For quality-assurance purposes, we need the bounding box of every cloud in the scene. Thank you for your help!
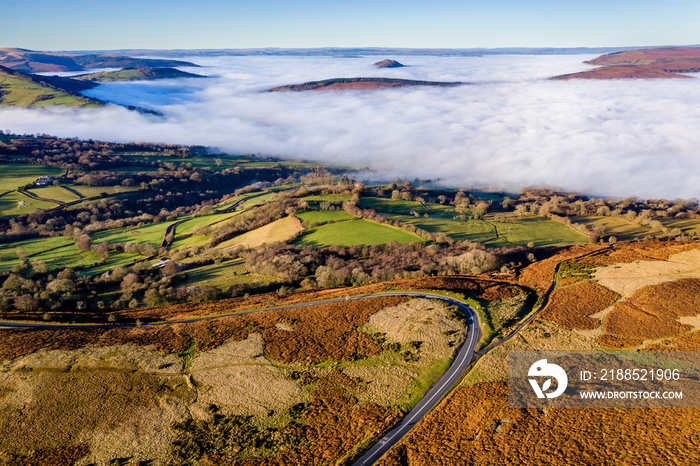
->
[1,54,699,199]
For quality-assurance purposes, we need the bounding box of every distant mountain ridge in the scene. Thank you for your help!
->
[0,48,198,73]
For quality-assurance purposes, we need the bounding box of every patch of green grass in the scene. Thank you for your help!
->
[296,210,354,225]
[94,221,175,247]
[240,192,277,209]
[0,73,100,108]
[0,191,57,217]
[569,216,658,241]
[0,163,64,191]
[25,186,79,203]
[183,259,281,291]
[81,252,145,275]
[359,197,427,215]
[176,213,236,236]
[385,214,497,243]
[170,235,210,250]
[0,236,74,261]
[484,215,588,248]
[406,357,452,407]
[301,194,352,202]
[66,185,137,198]
[295,219,425,247]
[0,242,97,272]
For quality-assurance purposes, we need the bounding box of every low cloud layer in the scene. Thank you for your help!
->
[1,54,699,199]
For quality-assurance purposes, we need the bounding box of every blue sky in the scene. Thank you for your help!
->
[2,0,699,50]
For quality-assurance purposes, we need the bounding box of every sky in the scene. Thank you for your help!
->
[1,54,699,199]
[2,0,700,50]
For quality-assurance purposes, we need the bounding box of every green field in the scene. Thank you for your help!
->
[94,221,175,247]
[0,236,74,261]
[25,186,79,203]
[302,194,352,202]
[0,163,65,191]
[296,210,354,225]
[82,252,145,275]
[66,185,137,198]
[359,197,452,216]
[175,213,236,236]
[0,72,100,108]
[240,192,277,209]
[385,215,497,243]
[170,235,210,250]
[0,242,96,272]
[183,258,281,291]
[484,216,588,247]
[568,216,657,241]
[295,219,425,247]
[0,191,57,217]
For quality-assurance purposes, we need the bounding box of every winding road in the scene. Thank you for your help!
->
[0,291,481,465]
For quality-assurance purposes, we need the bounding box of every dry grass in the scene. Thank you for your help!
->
[342,366,417,406]
[603,278,700,342]
[214,216,303,250]
[540,281,621,330]
[593,248,700,298]
[189,333,309,417]
[365,298,466,363]
[378,382,700,466]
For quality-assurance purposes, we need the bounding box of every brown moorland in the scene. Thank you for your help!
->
[378,382,700,466]
[268,77,463,92]
[602,278,700,343]
[539,280,620,330]
[552,46,700,80]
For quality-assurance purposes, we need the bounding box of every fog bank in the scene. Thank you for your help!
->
[1,54,699,199]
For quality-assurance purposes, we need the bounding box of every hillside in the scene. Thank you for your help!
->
[0,47,197,73]
[269,77,463,91]
[375,59,405,68]
[552,46,700,80]
[74,66,205,82]
[0,64,103,107]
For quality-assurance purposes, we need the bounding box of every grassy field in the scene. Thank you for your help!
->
[302,194,353,202]
[0,191,57,217]
[94,221,175,248]
[0,72,100,108]
[216,216,304,250]
[82,252,146,275]
[25,186,79,203]
[65,185,138,198]
[295,219,425,247]
[0,236,74,261]
[170,235,210,250]
[182,258,282,290]
[359,197,452,216]
[0,163,65,191]
[385,215,497,243]
[568,216,657,241]
[175,213,236,236]
[484,215,588,248]
[296,210,354,225]
[0,243,96,272]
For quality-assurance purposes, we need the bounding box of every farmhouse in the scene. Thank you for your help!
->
[35,176,55,186]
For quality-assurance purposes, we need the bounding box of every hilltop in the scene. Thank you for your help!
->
[552,46,700,80]
[375,59,405,68]
[74,66,205,82]
[269,77,463,91]
[0,48,197,73]
[0,64,103,107]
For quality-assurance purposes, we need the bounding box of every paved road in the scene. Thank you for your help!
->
[0,291,480,466]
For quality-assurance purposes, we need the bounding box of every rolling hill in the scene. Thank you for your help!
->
[552,46,700,80]
[269,77,463,91]
[0,48,197,73]
[0,64,103,107]
[74,66,205,82]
